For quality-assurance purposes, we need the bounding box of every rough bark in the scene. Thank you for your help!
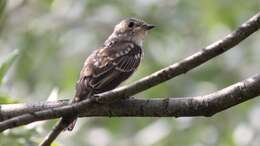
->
[1,74,260,121]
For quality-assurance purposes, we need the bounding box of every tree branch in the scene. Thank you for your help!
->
[0,100,69,121]
[0,12,259,132]
[1,74,260,120]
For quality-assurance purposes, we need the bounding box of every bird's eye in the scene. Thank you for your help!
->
[128,22,134,28]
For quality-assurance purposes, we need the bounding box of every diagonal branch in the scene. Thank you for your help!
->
[1,74,260,120]
[0,12,259,132]
[95,12,260,103]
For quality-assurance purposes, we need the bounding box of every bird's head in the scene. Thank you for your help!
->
[111,18,156,46]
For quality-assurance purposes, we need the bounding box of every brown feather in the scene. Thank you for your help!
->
[75,40,142,100]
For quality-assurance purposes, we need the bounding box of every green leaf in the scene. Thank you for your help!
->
[0,0,6,17]
[0,94,19,104]
[51,143,60,146]
[0,49,19,85]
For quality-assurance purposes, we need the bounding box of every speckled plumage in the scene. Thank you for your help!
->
[67,18,155,130]
[75,40,142,99]
[40,18,155,146]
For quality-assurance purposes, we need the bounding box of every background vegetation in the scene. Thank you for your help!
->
[0,0,260,146]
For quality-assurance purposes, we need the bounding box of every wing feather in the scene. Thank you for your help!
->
[76,40,142,98]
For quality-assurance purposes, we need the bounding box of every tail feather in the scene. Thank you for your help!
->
[66,119,77,131]
[40,117,74,146]
[40,91,92,145]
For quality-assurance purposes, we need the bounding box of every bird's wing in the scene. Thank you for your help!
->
[75,41,142,99]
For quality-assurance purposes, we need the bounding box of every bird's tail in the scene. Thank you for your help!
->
[40,97,79,146]
[39,116,76,146]
[66,118,77,131]
[40,87,93,146]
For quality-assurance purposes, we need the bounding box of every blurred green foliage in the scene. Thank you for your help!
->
[0,0,6,32]
[0,0,260,146]
[0,49,19,104]
[0,49,18,85]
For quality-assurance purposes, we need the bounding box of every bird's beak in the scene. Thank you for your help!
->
[143,24,157,30]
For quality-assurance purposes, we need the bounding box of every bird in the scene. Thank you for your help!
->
[40,18,155,146]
